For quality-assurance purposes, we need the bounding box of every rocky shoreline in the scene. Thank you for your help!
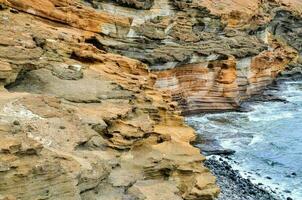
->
[191,73,302,200]
[1,0,302,199]
[205,157,279,200]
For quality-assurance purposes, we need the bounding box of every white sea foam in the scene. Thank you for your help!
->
[187,81,302,200]
[247,111,294,122]
[208,156,297,200]
[246,103,294,122]
[249,134,263,145]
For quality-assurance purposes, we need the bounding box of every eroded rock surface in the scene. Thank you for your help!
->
[0,3,218,200]
[0,0,301,199]
[80,0,302,114]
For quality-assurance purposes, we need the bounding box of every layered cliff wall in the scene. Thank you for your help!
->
[78,0,301,114]
[0,0,301,200]
[1,0,301,114]
[0,1,219,199]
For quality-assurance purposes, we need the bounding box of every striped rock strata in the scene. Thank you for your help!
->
[0,2,219,200]
[0,0,301,199]
[80,0,301,114]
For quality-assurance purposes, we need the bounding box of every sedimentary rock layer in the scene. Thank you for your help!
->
[0,2,219,200]
[154,46,297,114]
[0,0,301,199]
[80,0,302,114]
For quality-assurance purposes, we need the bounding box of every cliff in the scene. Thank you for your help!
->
[0,0,301,200]
[79,0,301,114]
[0,1,220,200]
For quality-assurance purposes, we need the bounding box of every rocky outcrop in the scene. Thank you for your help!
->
[0,0,301,199]
[77,0,301,114]
[2,1,299,114]
[2,0,131,36]
[154,44,297,114]
[0,61,14,89]
[114,0,154,9]
[270,10,302,53]
[0,3,219,200]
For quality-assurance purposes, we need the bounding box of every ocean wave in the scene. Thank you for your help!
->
[187,81,302,200]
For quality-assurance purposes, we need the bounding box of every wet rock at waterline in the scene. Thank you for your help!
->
[187,80,302,200]
[192,135,236,156]
[205,157,278,200]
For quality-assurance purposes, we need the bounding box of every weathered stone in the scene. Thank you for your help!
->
[0,3,219,199]
[115,0,154,9]
[0,0,301,200]
[0,61,15,86]
[2,0,132,36]
[52,64,83,80]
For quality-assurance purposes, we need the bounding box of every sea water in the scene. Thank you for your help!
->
[186,81,302,199]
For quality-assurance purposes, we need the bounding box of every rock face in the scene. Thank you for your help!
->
[2,0,131,36]
[80,0,301,114]
[155,46,296,114]
[0,0,301,199]
[0,2,219,200]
